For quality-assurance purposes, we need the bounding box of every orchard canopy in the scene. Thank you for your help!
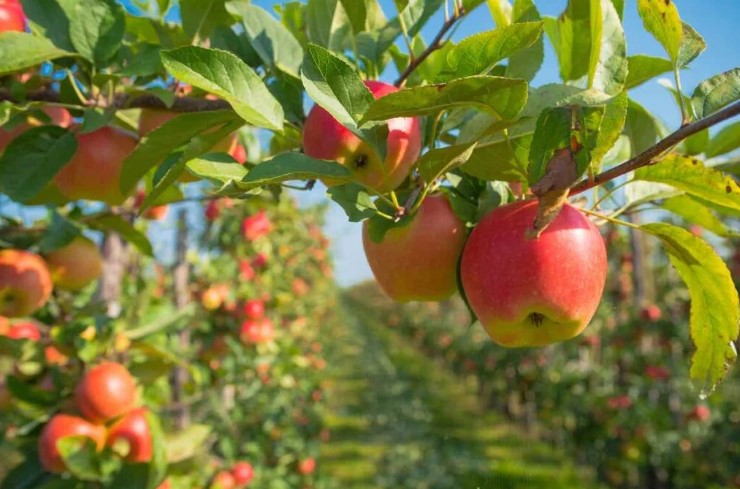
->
[0,0,739,487]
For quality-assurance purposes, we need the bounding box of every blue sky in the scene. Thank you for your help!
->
[276,0,740,286]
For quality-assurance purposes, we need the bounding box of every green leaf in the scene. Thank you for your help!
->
[120,110,242,193]
[641,223,739,395]
[506,0,544,82]
[301,43,387,158]
[79,108,114,134]
[362,76,528,123]
[662,195,740,238]
[180,0,231,41]
[185,153,247,185]
[38,212,81,253]
[0,32,76,75]
[636,0,683,63]
[543,0,591,82]
[677,21,705,68]
[588,0,627,96]
[165,424,212,463]
[418,142,478,184]
[625,55,673,89]
[306,0,352,50]
[706,120,740,158]
[634,154,740,212]
[487,0,513,26]
[591,90,627,169]
[327,183,377,222]
[398,0,444,38]
[160,47,283,131]
[57,436,102,480]
[691,68,740,119]
[0,126,77,202]
[210,26,262,68]
[338,0,367,33]
[461,133,531,182]
[226,1,304,78]
[119,43,163,77]
[242,152,352,188]
[68,0,125,65]
[21,0,74,51]
[624,98,661,156]
[682,128,709,156]
[86,214,153,256]
[0,454,48,489]
[145,411,168,489]
[441,22,542,80]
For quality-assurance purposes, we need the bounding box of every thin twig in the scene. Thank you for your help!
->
[394,7,466,87]
[570,100,740,196]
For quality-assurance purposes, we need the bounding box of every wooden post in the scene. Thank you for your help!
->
[171,209,191,430]
[98,233,127,317]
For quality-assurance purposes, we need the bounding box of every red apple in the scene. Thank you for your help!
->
[688,405,711,422]
[240,318,275,345]
[362,194,466,302]
[0,107,72,153]
[44,345,68,366]
[0,0,25,33]
[39,414,105,473]
[461,200,607,347]
[303,80,421,193]
[75,362,138,423]
[156,479,171,489]
[230,144,247,164]
[54,126,138,205]
[242,300,265,320]
[106,407,153,462]
[231,461,254,486]
[297,457,316,476]
[44,236,103,291]
[210,470,237,489]
[239,260,255,280]
[205,200,221,221]
[241,211,272,241]
[640,304,662,322]
[134,189,168,221]
[251,253,268,269]
[0,249,53,317]
[5,320,41,341]
[291,278,309,297]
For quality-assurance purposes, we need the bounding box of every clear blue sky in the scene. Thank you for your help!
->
[274,0,740,286]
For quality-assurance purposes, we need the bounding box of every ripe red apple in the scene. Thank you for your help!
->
[231,461,254,486]
[134,189,168,221]
[44,345,68,366]
[242,299,265,320]
[156,479,171,489]
[640,304,662,322]
[39,414,105,473]
[54,126,138,205]
[688,405,711,422]
[240,318,275,345]
[106,407,153,462]
[241,211,272,241]
[0,0,25,33]
[460,200,607,347]
[0,249,53,317]
[303,80,421,193]
[205,200,221,221]
[44,236,103,291]
[210,470,237,489]
[297,457,316,476]
[239,260,255,280]
[251,253,268,269]
[75,362,138,423]
[231,144,247,164]
[362,194,466,302]
[5,320,41,341]
[0,107,72,153]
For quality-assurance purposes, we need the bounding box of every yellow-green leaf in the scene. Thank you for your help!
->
[636,0,682,63]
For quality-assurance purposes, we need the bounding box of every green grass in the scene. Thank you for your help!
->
[319,297,601,489]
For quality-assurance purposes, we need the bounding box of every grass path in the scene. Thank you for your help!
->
[319,298,599,489]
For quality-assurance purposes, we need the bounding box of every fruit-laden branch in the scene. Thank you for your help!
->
[570,100,740,195]
[0,88,231,112]
[394,6,466,87]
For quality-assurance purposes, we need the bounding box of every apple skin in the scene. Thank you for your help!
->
[210,471,237,489]
[232,461,254,486]
[0,0,25,33]
[239,318,275,345]
[297,457,316,475]
[242,300,265,320]
[303,80,421,193]
[106,407,153,462]
[134,190,168,221]
[0,250,53,317]
[75,362,138,423]
[39,414,106,473]
[362,194,466,302]
[460,200,607,347]
[44,236,103,291]
[241,211,272,241]
[5,320,41,341]
[54,126,138,205]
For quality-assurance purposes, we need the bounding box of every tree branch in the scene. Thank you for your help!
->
[570,100,740,195]
[394,7,465,87]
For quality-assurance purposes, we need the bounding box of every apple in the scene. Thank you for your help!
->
[231,144,247,164]
[0,0,25,33]
[205,199,222,221]
[460,200,607,347]
[54,126,138,205]
[688,405,711,422]
[202,286,224,311]
[156,480,171,489]
[241,211,272,241]
[238,260,255,280]
[239,318,275,345]
[231,461,254,486]
[134,189,168,221]
[362,194,466,302]
[75,362,138,423]
[44,345,68,366]
[210,470,237,489]
[0,249,53,317]
[297,457,316,476]
[242,299,265,320]
[39,414,105,473]
[640,304,662,322]
[107,407,153,462]
[0,107,72,153]
[5,320,41,341]
[44,236,103,291]
[251,253,268,269]
[291,278,310,297]
[303,80,421,193]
